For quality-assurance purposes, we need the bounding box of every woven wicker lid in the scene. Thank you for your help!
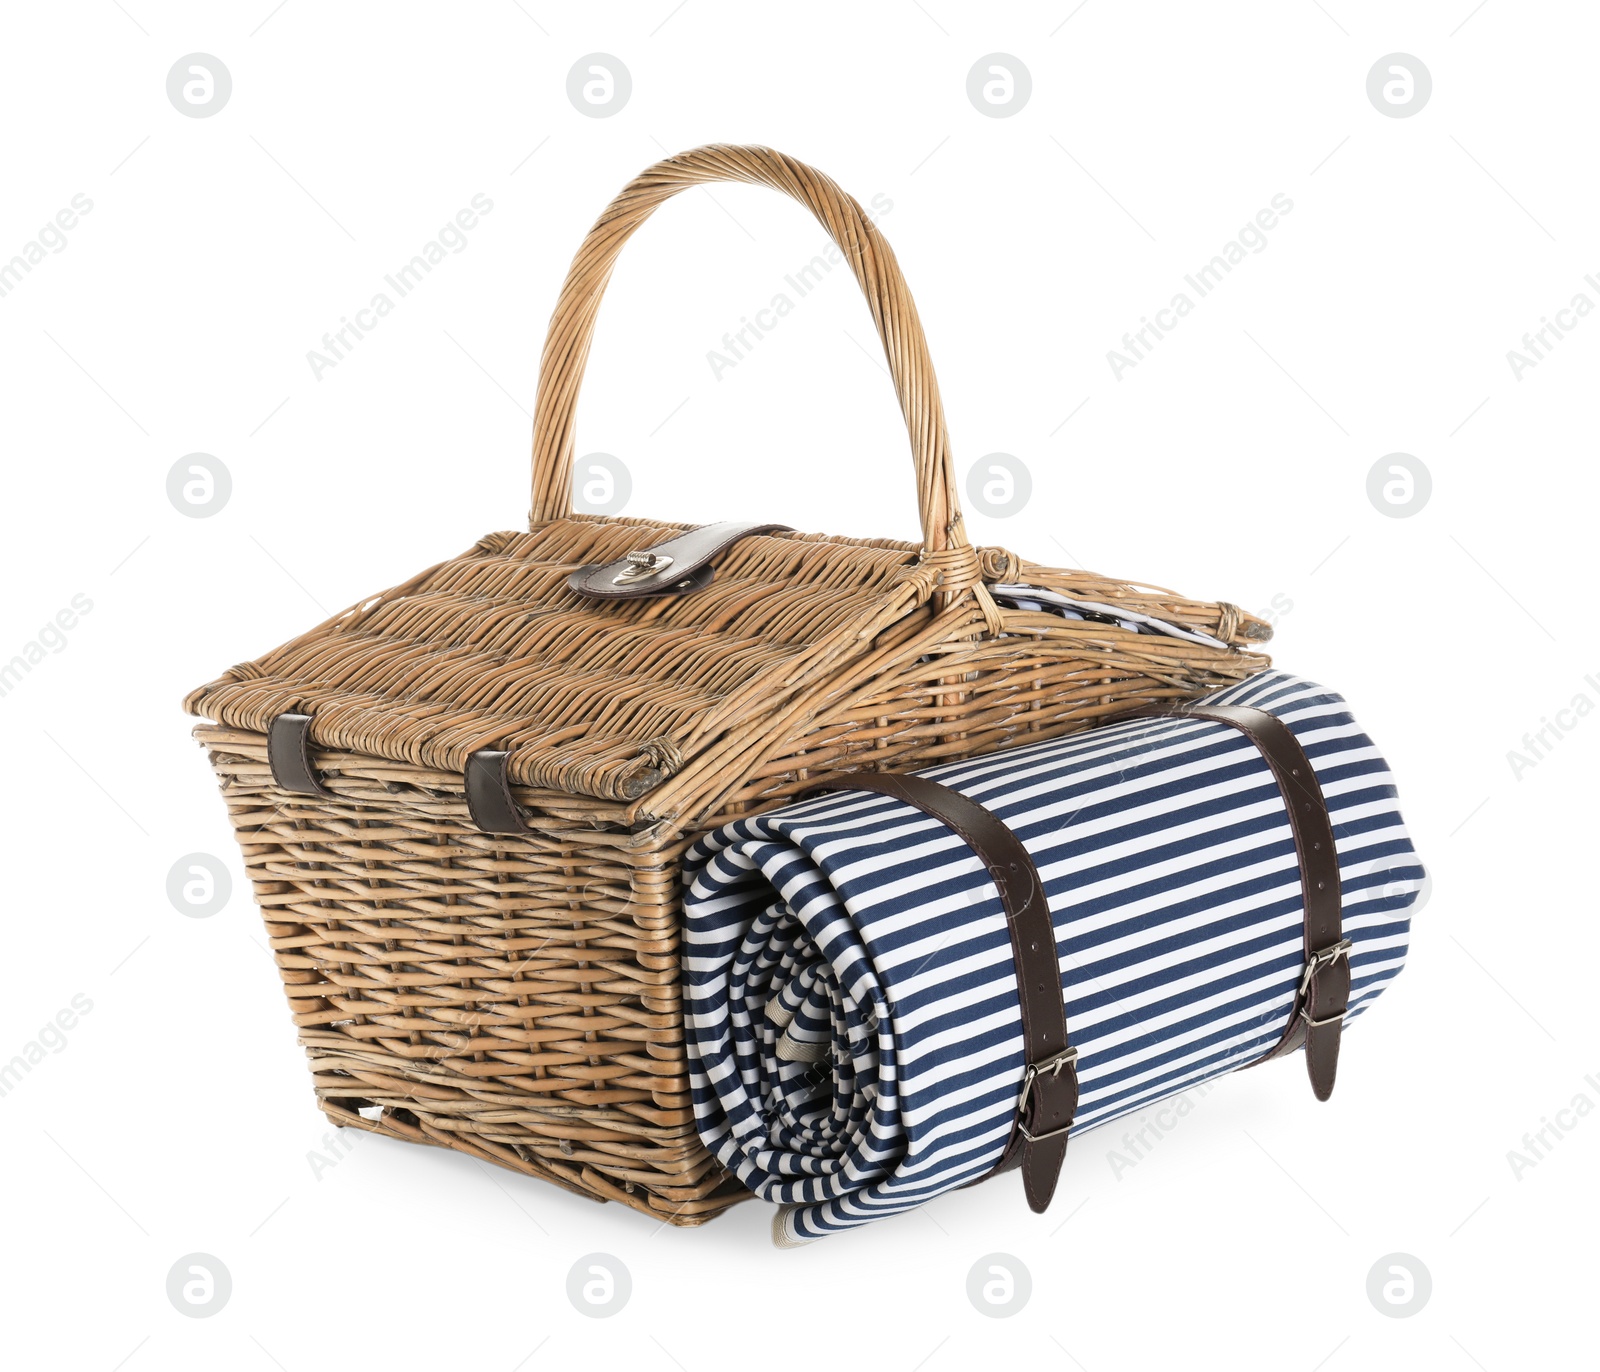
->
[186,517,951,807]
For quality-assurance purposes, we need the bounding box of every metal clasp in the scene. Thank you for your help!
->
[1017,1046,1079,1142]
[1301,1005,1349,1029]
[1298,938,1354,997]
[1298,938,1354,1030]
[612,550,674,585]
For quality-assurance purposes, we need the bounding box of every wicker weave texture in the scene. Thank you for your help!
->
[199,726,748,1221]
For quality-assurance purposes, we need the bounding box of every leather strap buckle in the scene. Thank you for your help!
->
[1017,1047,1080,1143]
[1299,938,1353,997]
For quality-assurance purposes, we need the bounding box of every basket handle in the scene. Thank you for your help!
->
[529,144,971,564]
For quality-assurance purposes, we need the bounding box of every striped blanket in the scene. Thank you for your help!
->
[681,672,1423,1243]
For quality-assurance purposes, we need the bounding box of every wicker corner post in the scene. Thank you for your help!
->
[187,145,1271,1225]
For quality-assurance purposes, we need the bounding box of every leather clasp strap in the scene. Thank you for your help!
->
[802,771,1077,1213]
[1122,701,1350,1101]
[267,713,331,796]
[567,521,791,600]
[464,750,534,835]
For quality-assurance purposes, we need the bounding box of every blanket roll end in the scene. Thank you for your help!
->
[771,1207,816,1249]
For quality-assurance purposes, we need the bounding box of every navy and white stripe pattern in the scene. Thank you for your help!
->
[681,673,1423,1243]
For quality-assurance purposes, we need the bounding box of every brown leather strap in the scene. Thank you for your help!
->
[802,772,1077,1213]
[267,713,331,796]
[464,750,532,835]
[1122,701,1350,1100]
[567,520,792,600]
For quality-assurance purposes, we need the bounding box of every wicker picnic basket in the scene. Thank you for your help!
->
[186,145,1272,1225]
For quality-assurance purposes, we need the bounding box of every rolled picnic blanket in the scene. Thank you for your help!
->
[681,671,1424,1244]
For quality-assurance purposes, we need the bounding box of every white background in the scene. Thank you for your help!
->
[2,1,1595,1368]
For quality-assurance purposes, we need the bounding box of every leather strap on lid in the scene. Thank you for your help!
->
[567,521,791,600]
[1122,702,1350,1101]
[464,750,534,836]
[267,713,331,796]
[802,771,1077,1213]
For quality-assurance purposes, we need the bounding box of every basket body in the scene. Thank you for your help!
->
[186,148,1273,1225]
[196,723,738,1220]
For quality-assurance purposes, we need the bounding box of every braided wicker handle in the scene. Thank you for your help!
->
[529,144,969,558]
